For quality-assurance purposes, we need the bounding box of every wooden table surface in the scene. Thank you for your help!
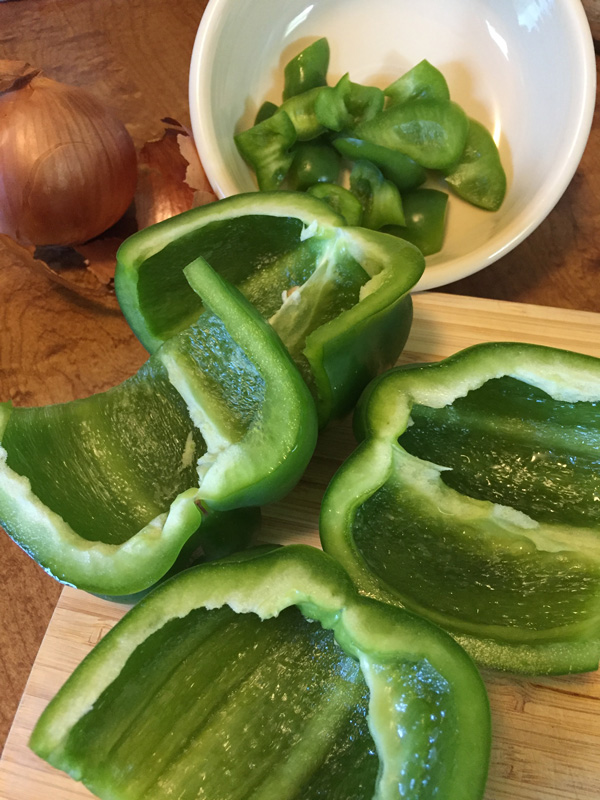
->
[0,0,598,760]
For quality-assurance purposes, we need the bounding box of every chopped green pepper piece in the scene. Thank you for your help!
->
[383,188,448,256]
[314,73,385,131]
[282,37,330,101]
[444,118,507,210]
[115,192,424,425]
[350,159,405,230]
[234,109,297,190]
[286,140,341,190]
[321,342,600,674]
[353,98,469,170]
[31,545,491,800]
[307,182,363,226]
[385,59,450,107]
[0,259,318,595]
[280,86,326,140]
[333,136,426,190]
[254,100,278,124]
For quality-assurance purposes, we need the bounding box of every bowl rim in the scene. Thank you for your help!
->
[189,0,597,291]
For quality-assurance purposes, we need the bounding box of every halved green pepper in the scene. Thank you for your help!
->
[321,342,600,674]
[115,192,424,425]
[30,545,491,800]
[0,259,318,595]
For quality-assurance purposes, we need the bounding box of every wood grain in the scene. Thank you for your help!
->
[0,292,599,800]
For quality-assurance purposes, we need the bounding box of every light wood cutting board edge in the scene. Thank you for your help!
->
[1,291,599,800]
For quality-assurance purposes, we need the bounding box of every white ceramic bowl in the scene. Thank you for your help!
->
[189,0,596,290]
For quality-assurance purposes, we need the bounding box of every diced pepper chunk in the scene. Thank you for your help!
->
[283,37,330,100]
[383,188,448,255]
[444,118,507,210]
[385,59,450,107]
[353,98,469,170]
[315,73,384,131]
[350,159,405,230]
[234,110,297,190]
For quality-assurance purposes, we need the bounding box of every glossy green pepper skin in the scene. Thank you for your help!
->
[314,72,384,131]
[383,188,448,255]
[353,98,469,170]
[333,136,426,191]
[308,182,364,226]
[286,140,341,190]
[321,342,600,674]
[254,100,278,125]
[282,37,330,100]
[234,110,297,190]
[444,118,506,210]
[30,545,491,800]
[115,192,424,426]
[384,59,450,106]
[0,259,318,595]
[350,159,405,230]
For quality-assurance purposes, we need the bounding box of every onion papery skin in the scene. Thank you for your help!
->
[0,75,138,246]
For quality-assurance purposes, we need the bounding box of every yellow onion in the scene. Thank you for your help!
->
[0,60,137,246]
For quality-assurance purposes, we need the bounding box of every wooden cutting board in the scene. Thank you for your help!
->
[1,292,599,800]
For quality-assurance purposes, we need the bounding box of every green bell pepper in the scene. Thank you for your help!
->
[307,182,364,226]
[115,192,424,425]
[30,545,491,800]
[321,342,600,674]
[384,59,450,107]
[383,188,448,256]
[444,118,507,210]
[282,37,330,101]
[279,87,326,141]
[254,100,278,125]
[234,110,297,190]
[286,140,341,190]
[333,136,426,190]
[0,258,317,595]
[350,159,405,230]
[353,98,469,170]
[314,72,385,131]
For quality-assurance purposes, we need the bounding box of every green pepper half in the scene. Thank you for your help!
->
[30,545,491,800]
[321,342,600,674]
[115,192,424,425]
[0,259,318,595]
